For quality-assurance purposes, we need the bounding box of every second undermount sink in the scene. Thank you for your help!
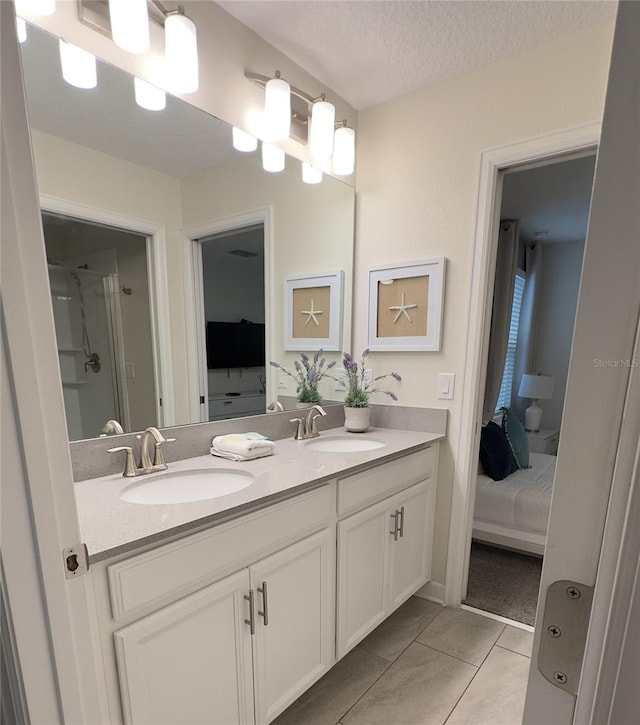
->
[120,469,254,505]
[305,436,387,453]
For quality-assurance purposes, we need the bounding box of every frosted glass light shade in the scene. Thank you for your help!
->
[332,125,355,175]
[15,0,55,15]
[16,17,27,43]
[165,12,198,94]
[59,40,97,89]
[134,78,166,111]
[232,127,258,152]
[302,162,322,184]
[262,143,285,173]
[264,76,291,141]
[109,0,149,54]
[518,374,555,401]
[309,99,335,166]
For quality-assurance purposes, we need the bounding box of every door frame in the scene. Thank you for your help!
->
[39,194,175,427]
[444,122,601,608]
[182,207,273,423]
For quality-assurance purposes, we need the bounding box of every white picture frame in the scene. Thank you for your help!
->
[367,258,446,351]
[284,270,343,351]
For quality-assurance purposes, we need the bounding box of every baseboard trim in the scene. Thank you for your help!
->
[414,580,445,604]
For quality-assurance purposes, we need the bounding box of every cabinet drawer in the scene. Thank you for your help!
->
[209,395,265,420]
[337,446,435,516]
[108,484,334,621]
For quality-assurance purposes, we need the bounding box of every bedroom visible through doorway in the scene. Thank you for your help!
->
[465,152,596,625]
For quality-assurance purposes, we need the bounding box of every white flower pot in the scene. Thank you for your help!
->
[344,406,370,433]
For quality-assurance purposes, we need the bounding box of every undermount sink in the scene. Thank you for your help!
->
[305,436,386,453]
[120,469,254,505]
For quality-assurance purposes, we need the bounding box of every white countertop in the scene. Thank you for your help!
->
[75,427,442,563]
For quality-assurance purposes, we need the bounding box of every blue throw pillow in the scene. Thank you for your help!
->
[501,407,530,469]
[479,421,518,481]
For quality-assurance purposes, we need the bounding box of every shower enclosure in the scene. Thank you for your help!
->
[48,264,128,440]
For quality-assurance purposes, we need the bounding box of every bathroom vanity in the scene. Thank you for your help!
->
[79,428,441,724]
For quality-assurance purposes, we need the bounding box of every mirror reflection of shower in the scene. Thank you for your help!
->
[42,212,157,440]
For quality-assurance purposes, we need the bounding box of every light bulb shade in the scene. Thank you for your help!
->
[109,0,149,54]
[15,0,55,15]
[518,374,555,400]
[332,125,355,175]
[232,127,258,152]
[134,77,166,111]
[309,99,335,166]
[264,76,291,141]
[302,162,322,184]
[165,12,198,94]
[262,143,285,173]
[59,40,97,89]
[16,17,27,43]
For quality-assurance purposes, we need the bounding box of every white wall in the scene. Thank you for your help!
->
[532,241,585,431]
[354,20,615,584]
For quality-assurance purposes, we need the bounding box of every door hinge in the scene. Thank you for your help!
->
[200,395,205,405]
[63,543,89,579]
[538,579,594,695]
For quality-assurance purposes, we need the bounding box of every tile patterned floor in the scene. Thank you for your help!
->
[274,598,533,725]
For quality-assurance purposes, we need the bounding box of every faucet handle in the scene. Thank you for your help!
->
[289,417,305,440]
[152,437,175,467]
[108,446,137,477]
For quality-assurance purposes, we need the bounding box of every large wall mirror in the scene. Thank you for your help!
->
[19,22,355,441]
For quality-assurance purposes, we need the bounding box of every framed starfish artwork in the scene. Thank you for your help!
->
[284,271,343,351]
[367,258,446,351]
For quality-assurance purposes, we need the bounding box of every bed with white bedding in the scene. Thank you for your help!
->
[473,452,556,555]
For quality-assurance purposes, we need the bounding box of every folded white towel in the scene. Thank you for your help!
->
[210,432,275,461]
[210,445,275,462]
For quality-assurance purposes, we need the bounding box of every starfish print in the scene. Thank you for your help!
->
[301,299,323,326]
[388,292,418,324]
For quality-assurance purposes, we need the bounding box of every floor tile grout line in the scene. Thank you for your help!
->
[412,636,499,670]
[333,655,393,725]
[494,643,532,659]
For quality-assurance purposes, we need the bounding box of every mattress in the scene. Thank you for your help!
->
[474,452,556,536]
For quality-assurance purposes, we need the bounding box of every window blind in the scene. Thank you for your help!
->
[496,272,526,412]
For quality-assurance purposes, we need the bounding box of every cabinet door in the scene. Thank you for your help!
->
[114,570,254,725]
[251,529,335,724]
[336,497,392,659]
[389,480,435,610]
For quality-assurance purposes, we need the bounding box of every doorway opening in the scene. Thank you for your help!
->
[463,152,596,626]
[193,221,268,422]
[42,211,157,439]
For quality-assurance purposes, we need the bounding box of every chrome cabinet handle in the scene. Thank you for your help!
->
[398,506,405,538]
[257,581,269,626]
[244,590,255,635]
[390,511,399,541]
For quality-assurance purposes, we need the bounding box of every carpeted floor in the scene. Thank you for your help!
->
[463,541,543,626]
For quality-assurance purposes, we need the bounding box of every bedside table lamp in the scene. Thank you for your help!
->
[518,374,555,432]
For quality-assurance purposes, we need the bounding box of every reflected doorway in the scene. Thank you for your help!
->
[42,212,157,439]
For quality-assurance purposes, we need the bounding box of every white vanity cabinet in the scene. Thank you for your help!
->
[336,446,437,658]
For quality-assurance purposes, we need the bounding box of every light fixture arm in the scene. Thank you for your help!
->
[245,71,317,106]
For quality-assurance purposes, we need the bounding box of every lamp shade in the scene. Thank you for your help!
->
[15,0,55,15]
[232,127,258,152]
[134,78,166,111]
[59,40,97,89]
[309,99,335,167]
[302,162,322,184]
[16,17,27,43]
[261,143,285,172]
[332,124,355,175]
[165,12,198,94]
[518,374,555,400]
[109,0,149,54]
[264,76,291,141]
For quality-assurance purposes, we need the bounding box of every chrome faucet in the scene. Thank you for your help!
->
[109,426,176,477]
[290,405,326,440]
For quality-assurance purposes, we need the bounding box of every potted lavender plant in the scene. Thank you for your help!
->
[342,349,401,432]
[270,350,336,406]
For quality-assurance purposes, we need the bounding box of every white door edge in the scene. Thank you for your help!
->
[38,193,175,426]
[444,122,600,608]
[182,208,273,423]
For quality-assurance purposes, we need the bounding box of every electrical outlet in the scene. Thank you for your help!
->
[278,370,288,389]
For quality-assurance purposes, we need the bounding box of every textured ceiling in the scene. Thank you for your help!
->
[217,0,616,110]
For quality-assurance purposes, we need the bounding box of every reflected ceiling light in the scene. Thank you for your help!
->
[262,143,285,173]
[264,71,291,142]
[164,9,198,94]
[59,40,97,89]
[232,127,258,152]
[309,96,335,167]
[109,0,149,54]
[332,121,355,176]
[16,17,27,43]
[302,162,322,185]
[14,0,55,15]
[134,77,166,111]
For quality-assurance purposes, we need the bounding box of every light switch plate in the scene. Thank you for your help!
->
[437,373,455,399]
[278,370,288,389]
[334,370,347,391]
